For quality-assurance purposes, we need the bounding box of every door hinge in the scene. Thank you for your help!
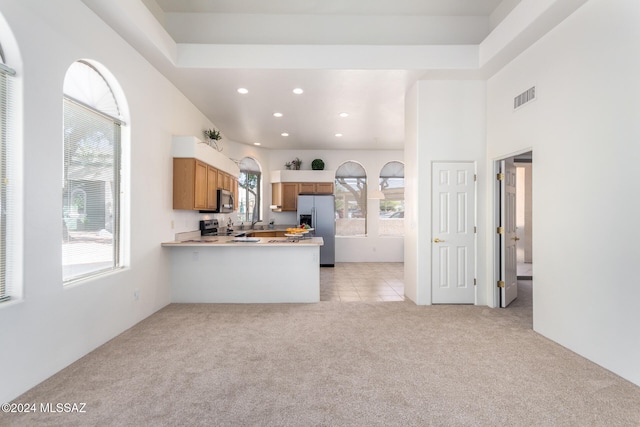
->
[474,174,477,182]
[497,280,505,288]
[474,226,477,234]
[497,226,504,235]
[497,173,505,181]
[474,278,477,286]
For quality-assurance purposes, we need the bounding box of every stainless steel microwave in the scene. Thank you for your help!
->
[199,189,234,213]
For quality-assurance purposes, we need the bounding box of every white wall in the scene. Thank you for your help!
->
[269,149,404,262]
[0,0,224,402]
[486,0,640,386]
[405,80,488,305]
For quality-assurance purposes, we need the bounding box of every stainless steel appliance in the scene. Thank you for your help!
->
[199,189,234,214]
[297,194,335,267]
[199,219,234,236]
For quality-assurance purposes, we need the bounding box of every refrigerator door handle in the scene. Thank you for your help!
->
[312,207,316,229]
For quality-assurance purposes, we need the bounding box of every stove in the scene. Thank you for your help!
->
[200,219,234,236]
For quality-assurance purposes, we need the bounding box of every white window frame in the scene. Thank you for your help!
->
[0,45,17,303]
[62,61,126,284]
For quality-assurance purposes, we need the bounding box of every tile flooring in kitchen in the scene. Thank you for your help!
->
[320,262,404,302]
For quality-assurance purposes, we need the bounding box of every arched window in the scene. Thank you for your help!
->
[0,42,17,302]
[237,157,261,223]
[379,161,405,236]
[335,161,367,236]
[62,60,126,282]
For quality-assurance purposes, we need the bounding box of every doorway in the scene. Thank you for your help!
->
[494,151,533,308]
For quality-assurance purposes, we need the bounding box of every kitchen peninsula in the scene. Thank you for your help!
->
[162,236,323,303]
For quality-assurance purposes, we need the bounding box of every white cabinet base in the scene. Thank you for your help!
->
[169,245,320,303]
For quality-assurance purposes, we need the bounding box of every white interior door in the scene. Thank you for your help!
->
[432,162,476,304]
[500,159,518,307]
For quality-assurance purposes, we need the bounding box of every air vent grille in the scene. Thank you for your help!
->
[514,86,536,110]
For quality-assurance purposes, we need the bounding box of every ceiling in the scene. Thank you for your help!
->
[88,0,525,150]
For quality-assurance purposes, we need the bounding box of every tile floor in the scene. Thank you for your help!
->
[320,262,405,302]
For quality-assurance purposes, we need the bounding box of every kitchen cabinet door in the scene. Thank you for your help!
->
[271,182,299,211]
[282,183,299,211]
[232,177,238,210]
[193,161,208,209]
[315,183,334,194]
[298,182,316,194]
[207,165,218,210]
[173,158,209,210]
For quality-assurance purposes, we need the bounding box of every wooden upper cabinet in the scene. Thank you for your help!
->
[271,182,299,211]
[232,177,239,210]
[282,183,299,211]
[315,182,334,194]
[271,181,334,211]
[216,170,231,191]
[173,158,209,210]
[206,165,218,210]
[298,182,316,194]
[216,169,225,190]
[299,182,334,194]
[174,158,237,211]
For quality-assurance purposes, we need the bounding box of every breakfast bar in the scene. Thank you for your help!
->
[162,236,323,303]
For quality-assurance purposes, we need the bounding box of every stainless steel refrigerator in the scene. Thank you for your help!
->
[297,194,335,267]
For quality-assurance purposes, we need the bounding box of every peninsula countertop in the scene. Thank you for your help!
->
[161,235,324,247]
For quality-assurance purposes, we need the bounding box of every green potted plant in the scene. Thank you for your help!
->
[203,128,223,152]
[311,159,325,170]
[203,128,221,141]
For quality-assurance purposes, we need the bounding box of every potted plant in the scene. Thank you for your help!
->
[203,128,221,141]
[286,157,302,170]
[311,159,325,170]
[203,128,223,152]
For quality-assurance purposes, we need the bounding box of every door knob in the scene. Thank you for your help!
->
[513,237,520,241]
[433,238,445,243]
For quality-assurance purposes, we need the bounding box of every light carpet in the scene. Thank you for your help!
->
[2,281,640,426]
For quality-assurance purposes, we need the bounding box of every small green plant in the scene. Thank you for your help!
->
[311,159,325,170]
[203,128,221,141]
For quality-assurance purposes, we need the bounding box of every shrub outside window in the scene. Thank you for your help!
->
[237,157,261,224]
[335,161,367,236]
[379,161,405,236]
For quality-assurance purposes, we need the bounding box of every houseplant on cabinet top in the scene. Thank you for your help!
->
[203,128,223,152]
[311,159,325,170]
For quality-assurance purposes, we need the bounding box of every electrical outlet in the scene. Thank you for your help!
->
[134,288,139,300]
[171,220,174,229]
[193,251,199,261]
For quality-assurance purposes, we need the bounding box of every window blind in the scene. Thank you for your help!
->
[62,98,121,282]
[0,61,16,302]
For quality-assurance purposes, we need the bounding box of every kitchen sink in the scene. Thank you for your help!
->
[229,237,260,243]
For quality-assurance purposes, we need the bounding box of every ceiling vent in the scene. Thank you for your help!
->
[514,86,536,111]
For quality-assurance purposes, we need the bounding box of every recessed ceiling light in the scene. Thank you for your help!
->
[237,88,249,94]
[339,112,349,118]
[253,142,261,146]
[281,133,289,137]
[335,133,343,137]
[273,112,283,118]
[293,88,304,95]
